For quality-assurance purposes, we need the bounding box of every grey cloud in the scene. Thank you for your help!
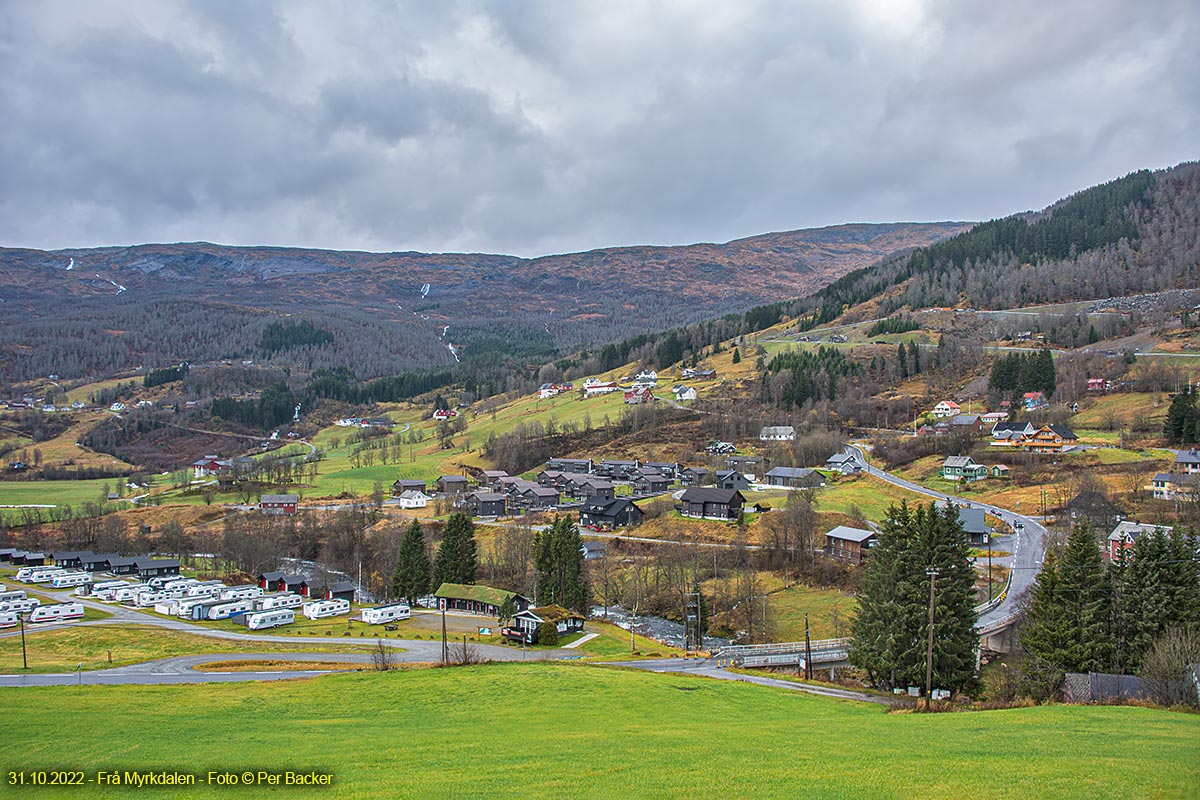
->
[0,0,1196,256]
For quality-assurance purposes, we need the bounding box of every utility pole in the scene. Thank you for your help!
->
[803,611,812,680]
[19,613,28,670]
[925,568,940,711]
[986,533,993,602]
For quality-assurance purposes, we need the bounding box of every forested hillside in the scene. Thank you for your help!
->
[0,222,964,383]
[786,162,1200,326]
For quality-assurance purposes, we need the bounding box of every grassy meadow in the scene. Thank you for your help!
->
[3,663,1197,799]
[0,624,379,673]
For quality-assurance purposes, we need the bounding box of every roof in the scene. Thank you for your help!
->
[482,470,509,478]
[682,466,710,475]
[326,580,356,593]
[260,571,286,582]
[281,575,308,586]
[759,426,796,435]
[1175,450,1200,465]
[943,456,978,468]
[956,507,987,534]
[1045,424,1078,440]
[523,486,559,497]
[134,557,180,569]
[393,479,426,486]
[826,453,854,464]
[398,490,430,500]
[936,400,960,408]
[1108,521,1173,541]
[470,491,508,502]
[825,525,875,543]
[582,497,641,517]
[435,582,518,607]
[518,604,584,624]
[261,494,298,504]
[438,474,469,482]
[679,487,744,504]
[949,414,981,425]
[991,421,1035,434]
[765,466,819,478]
[1152,473,1175,483]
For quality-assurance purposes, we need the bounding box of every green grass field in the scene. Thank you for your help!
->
[817,475,926,520]
[2,663,1196,798]
[0,624,381,673]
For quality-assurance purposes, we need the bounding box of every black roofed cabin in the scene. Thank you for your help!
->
[437,475,470,494]
[51,550,94,570]
[677,487,744,520]
[579,497,645,531]
[135,558,181,579]
[715,469,752,491]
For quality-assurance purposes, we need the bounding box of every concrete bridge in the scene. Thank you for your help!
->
[712,638,850,674]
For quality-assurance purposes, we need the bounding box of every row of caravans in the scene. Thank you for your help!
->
[15,566,66,583]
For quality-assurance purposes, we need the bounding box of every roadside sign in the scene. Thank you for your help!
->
[438,598,446,611]
[479,627,491,636]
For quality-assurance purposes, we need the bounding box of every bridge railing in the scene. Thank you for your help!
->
[714,638,849,658]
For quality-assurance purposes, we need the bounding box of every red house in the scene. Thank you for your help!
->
[259,493,298,515]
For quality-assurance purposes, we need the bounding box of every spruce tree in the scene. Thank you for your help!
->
[392,520,431,603]
[849,502,978,694]
[897,344,908,379]
[731,347,741,364]
[433,512,478,587]
[1023,525,1112,672]
[1118,527,1200,669]
[534,516,589,612]
[908,340,921,374]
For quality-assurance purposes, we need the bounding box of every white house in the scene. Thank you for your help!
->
[931,401,961,419]
[672,385,697,402]
[759,426,796,442]
[397,490,432,509]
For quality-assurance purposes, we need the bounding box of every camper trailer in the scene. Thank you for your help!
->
[207,600,253,620]
[27,602,85,624]
[361,603,411,625]
[303,598,350,620]
[50,572,92,589]
[245,609,295,630]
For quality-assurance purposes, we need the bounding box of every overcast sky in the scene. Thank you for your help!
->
[1,1,1196,257]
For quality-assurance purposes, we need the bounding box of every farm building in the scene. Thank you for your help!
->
[391,479,427,495]
[260,494,299,516]
[435,582,530,617]
[759,426,796,442]
[436,475,470,495]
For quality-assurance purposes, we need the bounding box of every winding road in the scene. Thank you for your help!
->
[843,445,1044,631]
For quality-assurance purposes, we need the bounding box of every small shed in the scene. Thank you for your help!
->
[511,605,585,643]
[325,581,356,602]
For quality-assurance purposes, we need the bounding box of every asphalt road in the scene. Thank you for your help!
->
[843,445,1044,631]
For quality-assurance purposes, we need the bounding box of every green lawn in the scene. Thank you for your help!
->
[2,663,1196,798]
[0,624,379,673]
[817,475,927,520]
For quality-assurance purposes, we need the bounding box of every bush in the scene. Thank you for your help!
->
[537,622,559,647]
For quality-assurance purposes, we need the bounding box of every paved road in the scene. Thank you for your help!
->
[843,445,1044,630]
[607,657,896,705]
